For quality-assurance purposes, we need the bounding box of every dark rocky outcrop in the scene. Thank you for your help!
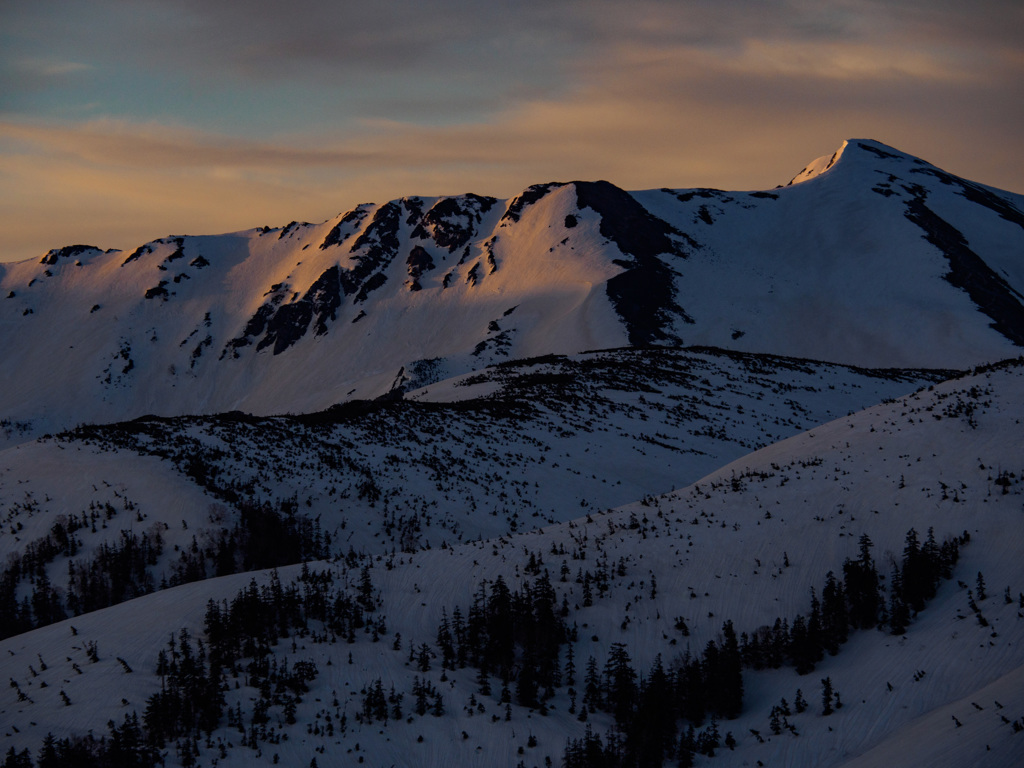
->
[903,189,1024,347]
[39,244,98,266]
[856,142,905,162]
[254,267,343,354]
[162,239,186,266]
[500,183,564,225]
[574,180,694,345]
[278,221,311,240]
[412,194,497,252]
[144,281,170,300]
[320,207,369,250]
[406,246,436,291]
[402,197,425,226]
[256,301,312,354]
[121,241,158,266]
[355,272,388,304]
[914,168,1024,234]
[341,202,402,299]
[227,204,403,356]
[221,290,287,358]
[306,266,343,336]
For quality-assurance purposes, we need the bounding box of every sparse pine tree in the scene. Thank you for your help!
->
[718,620,744,718]
[583,656,602,710]
[3,747,32,768]
[417,642,432,672]
[603,643,637,727]
[888,567,909,635]
[821,677,834,716]
[564,642,576,686]
[794,688,807,713]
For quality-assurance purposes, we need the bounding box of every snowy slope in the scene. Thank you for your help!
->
[0,140,1022,436]
[635,139,1024,366]
[2,358,1022,767]
[0,346,949,624]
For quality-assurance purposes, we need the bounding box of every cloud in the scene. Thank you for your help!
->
[15,59,92,78]
[0,119,386,170]
[0,0,1022,263]
[0,58,93,110]
[4,1,1020,129]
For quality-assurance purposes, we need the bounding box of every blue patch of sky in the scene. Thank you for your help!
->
[1,0,576,136]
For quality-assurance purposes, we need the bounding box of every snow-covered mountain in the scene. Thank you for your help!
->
[1,139,1023,768]
[1,139,1022,437]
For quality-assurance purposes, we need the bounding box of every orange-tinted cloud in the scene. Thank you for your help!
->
[1,0,1022,262]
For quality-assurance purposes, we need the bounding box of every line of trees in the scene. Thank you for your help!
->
[430,570,744,767]
[739,528,964,676]
[1,498,327,640]
[0,504,125,639]
[4,527,967,768]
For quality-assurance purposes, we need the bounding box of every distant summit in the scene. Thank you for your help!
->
[785,139,930,185]
[786,139,850,185]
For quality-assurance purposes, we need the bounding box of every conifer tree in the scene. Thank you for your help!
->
[821,677,834,715]
[603,643,637,727]
[821,571,848,654]
[888,568,909,635]
[844,534,881,629]
[583,656,602,711]
[794,688,807,713]
[717,620,744,718]
[2,747,32,768]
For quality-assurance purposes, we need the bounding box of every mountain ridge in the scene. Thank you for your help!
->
[2,139,1023,438]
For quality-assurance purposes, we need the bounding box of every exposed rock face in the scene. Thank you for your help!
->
[574,180,694,345]
[903,190,1024,347]
[39,244,99,266]
[319,206,369,251]
[500,183,565,224]
[343,201,402,298]
[253,266,344,354]
[406,246,435,291]
[412,193,497,252]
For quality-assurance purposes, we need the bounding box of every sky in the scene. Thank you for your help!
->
[1,0,1022,263]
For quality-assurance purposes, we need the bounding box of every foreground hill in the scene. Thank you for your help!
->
[1,139,1022,436]
[1,357,1021,767]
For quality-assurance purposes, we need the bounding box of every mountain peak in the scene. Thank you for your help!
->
[786,139,850,185]
[786,138,929,186]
